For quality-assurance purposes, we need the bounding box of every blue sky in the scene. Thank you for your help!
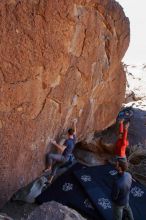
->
[116,0,146,64]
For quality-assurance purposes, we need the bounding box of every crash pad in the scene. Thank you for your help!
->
[74,164,146,220]
[36,163,101,220]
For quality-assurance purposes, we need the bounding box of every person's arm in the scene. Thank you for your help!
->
[122,122,129,143]
[51,140,66,152]
[119,119,124,133]
[72,119,77,135]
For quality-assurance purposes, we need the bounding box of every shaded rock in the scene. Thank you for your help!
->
[0,0,129,206]
[1,202,37,220]
[11,176,48,203]
[25,201,86,220]
[127,106,146,146]
[76,139,115,156]
[128,144,146,187]
[0,214,13,220]
[74,148,107,166]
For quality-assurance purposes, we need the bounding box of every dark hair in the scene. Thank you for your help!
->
[68,128,74,135]
[118,160,128,172]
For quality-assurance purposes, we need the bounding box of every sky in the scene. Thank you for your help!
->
[116,0,146,64]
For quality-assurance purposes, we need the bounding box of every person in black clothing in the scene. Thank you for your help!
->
[112,160,134,220]
[45,119,77,183]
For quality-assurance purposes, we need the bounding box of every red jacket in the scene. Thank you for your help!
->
[115,122,129,157]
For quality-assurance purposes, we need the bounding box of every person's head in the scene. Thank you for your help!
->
[116,160,128,173]
[119,132,123,139]
[67,128,74,137]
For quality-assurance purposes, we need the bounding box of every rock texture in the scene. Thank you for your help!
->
[2,201,86,220]
[25,201,86,220]
[0,0,129,207]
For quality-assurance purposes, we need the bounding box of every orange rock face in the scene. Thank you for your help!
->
[0,0,129,206]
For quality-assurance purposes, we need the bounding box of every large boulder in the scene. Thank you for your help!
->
[25,201,86,220]
[0,0,129,206]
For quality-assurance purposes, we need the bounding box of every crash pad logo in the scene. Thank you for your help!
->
[131,186,144,197]
[81,175,92,182]
[98,198,111,209]
[109,170,118,176]
[84,198,94,210]
[62,182,73,192]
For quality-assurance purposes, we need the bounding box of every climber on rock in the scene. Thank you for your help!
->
[114,118,129,162]
[44,119,77,183]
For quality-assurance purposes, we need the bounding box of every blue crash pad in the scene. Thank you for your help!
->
[36,163,101,220]
[74,164,146,220]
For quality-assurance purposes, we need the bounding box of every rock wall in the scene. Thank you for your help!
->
[0,0,129,207]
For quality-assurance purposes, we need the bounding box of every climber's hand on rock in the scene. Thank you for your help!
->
[72,118,78,124]
[50,140,57,145]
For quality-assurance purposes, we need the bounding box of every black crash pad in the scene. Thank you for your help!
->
[74,164,146,220]
[36,163,101,220]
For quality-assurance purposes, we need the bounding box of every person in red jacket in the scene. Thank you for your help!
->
[114,119,129,162]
